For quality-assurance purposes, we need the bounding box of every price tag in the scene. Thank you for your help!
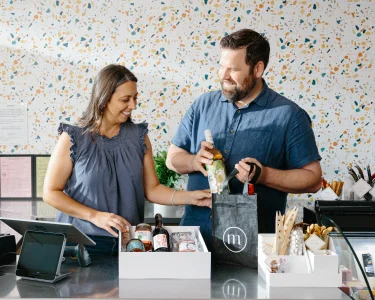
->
[305,234,326,252]
[320,187,339,200]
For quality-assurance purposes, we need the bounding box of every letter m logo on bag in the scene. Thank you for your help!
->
[223,227,247,253]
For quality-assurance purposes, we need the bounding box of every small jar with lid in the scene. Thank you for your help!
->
[126,239,146,252]
[135,223,152,251]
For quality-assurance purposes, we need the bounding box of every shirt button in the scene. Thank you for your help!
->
[224,150,228,153]
[237,110,240,113]
[210,215,212,219]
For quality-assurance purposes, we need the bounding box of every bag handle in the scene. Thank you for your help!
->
[222,162,260,194]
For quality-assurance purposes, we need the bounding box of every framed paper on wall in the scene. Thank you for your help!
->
[0,155,33,200]
[34,155,50,199]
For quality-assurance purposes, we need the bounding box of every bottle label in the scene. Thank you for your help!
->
[206,160,226,193]
[153,234,168,250]
[136,231,152,243]
[126,239,145,252]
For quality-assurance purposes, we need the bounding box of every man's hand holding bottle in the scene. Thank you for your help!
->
[192,141,214,177]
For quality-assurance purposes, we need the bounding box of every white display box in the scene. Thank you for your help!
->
[258,234,341,287]
[118,226,211,279]
[264,286,349,299]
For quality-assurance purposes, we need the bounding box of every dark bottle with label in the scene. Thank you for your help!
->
[152,213,170,252]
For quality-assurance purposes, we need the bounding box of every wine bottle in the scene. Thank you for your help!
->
[152,214,170,252]
[204,129,227,194]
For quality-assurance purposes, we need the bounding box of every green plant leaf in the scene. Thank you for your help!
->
[154,150,181,188]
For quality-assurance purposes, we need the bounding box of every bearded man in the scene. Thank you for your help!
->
[166,29,322,249]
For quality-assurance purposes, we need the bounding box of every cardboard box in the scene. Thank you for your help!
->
[258,234,341,287]
[118,226,211,279]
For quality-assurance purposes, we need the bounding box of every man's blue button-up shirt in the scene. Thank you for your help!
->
[171,80,321,239]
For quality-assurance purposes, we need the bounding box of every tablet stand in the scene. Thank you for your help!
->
[17,231,70,283]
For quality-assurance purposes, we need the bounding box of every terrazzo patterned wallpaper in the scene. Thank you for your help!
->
[0,0,374,207]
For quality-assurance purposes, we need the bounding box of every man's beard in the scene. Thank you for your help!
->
[220,74,256,103]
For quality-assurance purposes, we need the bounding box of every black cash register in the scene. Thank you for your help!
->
[0,217,95,283]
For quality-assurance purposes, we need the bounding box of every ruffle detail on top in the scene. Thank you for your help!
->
[137,122,149,154]
[58,123,77,163]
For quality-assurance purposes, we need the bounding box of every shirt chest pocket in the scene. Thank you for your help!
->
[230,130,272,165]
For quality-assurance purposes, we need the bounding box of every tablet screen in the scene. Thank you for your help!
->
[17,231,65,281]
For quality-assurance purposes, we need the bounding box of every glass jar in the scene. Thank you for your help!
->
[135,223,152,251]
[126,239,146,252]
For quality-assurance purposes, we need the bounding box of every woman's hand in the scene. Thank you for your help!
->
[90,211,131,237]
[189,189,212,208]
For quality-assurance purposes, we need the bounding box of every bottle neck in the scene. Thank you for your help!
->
[204,130,214,145]
[155,220,163,228]
[205,136,214,146]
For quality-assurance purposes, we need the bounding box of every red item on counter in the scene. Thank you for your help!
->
[322,177,328,189]
[339,286,350,297]
[248,183,254,195]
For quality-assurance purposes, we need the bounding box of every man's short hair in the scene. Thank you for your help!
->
[220,29,270,71]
